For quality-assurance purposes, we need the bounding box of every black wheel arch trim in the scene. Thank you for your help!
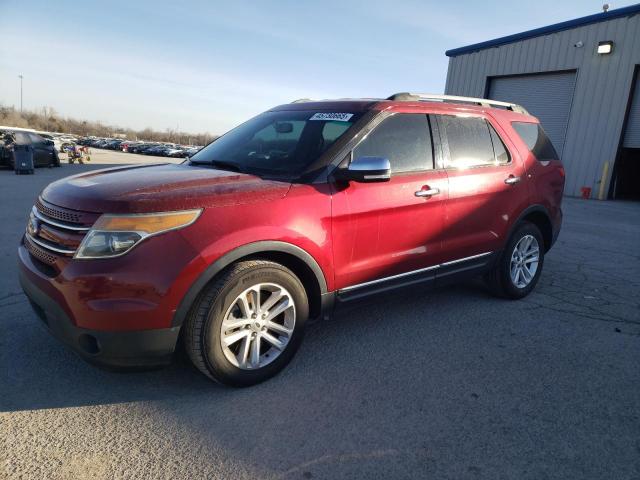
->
[508,204,554,251]
[172,241,328,327]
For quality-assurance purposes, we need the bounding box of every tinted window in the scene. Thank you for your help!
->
[190,110,361,179]
[512,122,559,162]
[440,115,495,168]
[28,133,44,144]
[14,132,31,145]
[488,124,510,164]
[353,114,432,173]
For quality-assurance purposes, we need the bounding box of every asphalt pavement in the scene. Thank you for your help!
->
[1,155,639,479]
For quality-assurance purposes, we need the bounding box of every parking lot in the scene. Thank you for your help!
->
[1,159,639,479]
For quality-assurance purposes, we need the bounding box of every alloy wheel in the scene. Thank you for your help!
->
[219,283,296,370]
[510,234,540,288]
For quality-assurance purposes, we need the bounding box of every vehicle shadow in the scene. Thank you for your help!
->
[0,279,492,413]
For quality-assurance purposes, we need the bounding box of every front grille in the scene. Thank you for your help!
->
[25,199,98,263]
[35,198,83,224]
[24,234,57,265]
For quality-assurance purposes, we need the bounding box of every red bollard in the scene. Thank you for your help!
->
[580,187,592,199]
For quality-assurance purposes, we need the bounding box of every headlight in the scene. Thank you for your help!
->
[75,209,202,259]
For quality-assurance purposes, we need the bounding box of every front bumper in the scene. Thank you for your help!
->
[19,254,180,369]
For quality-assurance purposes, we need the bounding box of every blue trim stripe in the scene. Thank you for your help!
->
[446,3,640,57]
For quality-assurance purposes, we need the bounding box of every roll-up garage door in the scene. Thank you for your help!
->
[623,73,640,148]
[489,71,577,157]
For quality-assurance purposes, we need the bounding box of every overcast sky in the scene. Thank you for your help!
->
[1,0,635,135]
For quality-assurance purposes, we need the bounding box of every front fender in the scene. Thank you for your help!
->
[171,240,328,328]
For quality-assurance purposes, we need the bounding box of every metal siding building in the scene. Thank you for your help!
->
[444,5,640,199]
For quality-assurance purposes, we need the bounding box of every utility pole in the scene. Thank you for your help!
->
[18,75,23,113]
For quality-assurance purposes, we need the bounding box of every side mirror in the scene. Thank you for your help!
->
[336,156,391,183]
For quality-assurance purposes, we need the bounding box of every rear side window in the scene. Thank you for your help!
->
[512,122,559,162]
[28,133,44,144]
[353,114,433,173]
[488,124,510,164]
[439,115,496,168]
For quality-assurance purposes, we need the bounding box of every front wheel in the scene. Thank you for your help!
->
[183,260,308,387]
[485,222,544,299]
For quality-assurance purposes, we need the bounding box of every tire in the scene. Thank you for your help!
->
[183,260,309,387]
[485,222,545,299]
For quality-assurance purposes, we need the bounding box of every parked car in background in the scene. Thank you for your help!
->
[148,145,177,156]
[127,143,145,153]
[131,143,156,154]
[183,147,201,157]
[121,141,141,152]
[1,130,60,168]
[105,140,123,150]
[166,148,187,158]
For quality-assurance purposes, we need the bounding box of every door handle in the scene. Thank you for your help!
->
[504,175,521,185]
[415,187,440,198]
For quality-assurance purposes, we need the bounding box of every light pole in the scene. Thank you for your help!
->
[18,75,23,113]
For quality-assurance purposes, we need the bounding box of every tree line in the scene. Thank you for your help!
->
[0,105,217,145]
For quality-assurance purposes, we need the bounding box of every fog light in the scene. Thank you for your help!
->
[78,334,100,355]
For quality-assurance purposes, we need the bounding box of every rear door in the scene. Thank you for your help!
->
[331,112,448,295]
[433,113,530,277]
[28,133,52,166]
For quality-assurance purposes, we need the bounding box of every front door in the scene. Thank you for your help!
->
[331,113,448,295]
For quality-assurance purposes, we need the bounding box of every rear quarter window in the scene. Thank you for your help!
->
[512,122,559,162]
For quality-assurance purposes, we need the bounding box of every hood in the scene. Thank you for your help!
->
[41,163,291,213]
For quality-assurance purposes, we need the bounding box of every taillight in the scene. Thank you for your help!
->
[559,166,565,178]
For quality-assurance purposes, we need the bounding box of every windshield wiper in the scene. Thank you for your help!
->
[190,159,245,173]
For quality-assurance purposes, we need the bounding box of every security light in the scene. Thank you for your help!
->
[597,41,614,54]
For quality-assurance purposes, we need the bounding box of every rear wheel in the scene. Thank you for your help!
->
[486,222,544,299]
[183,260,308,387]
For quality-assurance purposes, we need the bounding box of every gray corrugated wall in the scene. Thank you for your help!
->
[488,72,577,156]
[444,14,640,198]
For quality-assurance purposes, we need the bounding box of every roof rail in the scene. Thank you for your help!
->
[291,98,314,103]
[387,92,529,114]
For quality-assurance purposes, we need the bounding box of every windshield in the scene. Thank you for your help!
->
[189,110,361,178]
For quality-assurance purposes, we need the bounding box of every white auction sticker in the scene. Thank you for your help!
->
[309,112,354,122]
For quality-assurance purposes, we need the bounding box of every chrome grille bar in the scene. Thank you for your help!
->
[25,232,76,255]
[32,206,90,232]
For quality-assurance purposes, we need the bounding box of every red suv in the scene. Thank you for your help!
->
[18,93,564,386]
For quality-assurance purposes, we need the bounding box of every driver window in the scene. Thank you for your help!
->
[353,114,433,173]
